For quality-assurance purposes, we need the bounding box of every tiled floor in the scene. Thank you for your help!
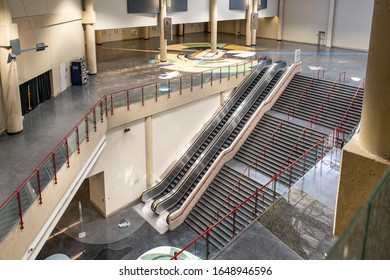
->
[0,32,368,260]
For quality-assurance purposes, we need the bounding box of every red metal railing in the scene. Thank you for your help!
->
[170,77,365,260]
[0,59,256,240]
[168,63,304,225]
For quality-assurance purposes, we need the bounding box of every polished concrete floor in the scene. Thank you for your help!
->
[0,32,368,259]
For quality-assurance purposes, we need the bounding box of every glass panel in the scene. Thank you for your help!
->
[67,129,78,154]
[78,121,86,142]
[181,74,192,92]
[143,84,157,102]
[0,195,20,242]
[112,91,127,109]
[128,87,143,104]
[18,183,37,213]
[169,78,180,94]
[192,73,202,88]
[54,142,67,171]
[38,159,54,191]
[87,111,94,131]
[95,104,102,123]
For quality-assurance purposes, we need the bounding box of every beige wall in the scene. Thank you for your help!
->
[9,0,85,96]
[0,86,6,134]
[218,18,278,40]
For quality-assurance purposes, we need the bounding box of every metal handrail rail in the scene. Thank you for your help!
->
[170,77,366,260]
[0,59,256,241]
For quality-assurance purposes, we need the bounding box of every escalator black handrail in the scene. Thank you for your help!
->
[153,62,287,215]
[140,59,272,203]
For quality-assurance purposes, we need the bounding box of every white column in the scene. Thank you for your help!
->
[210,0,218,53]
[235,20,241,36]
[144,26,150,40]
[159,0,168,62]
[326,0,336,48]
[178,24,184,36]
[251,0,258,46]
[82,0,97,74]
[145,116,154,188]
[245,0,252,46]
[0,0,23,134]
[277,0,285,41]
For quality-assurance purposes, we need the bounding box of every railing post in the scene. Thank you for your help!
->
[93,108,97,132]
[228,66,230,81]
[127,90,130,110]
[52,152,57,184]
[36,170,42,204]
[288,166,293,187]
[110,94,114,115]
[211,69,213,86]
[105,96,108,117]
[16,192,24,229]
[254,191,258,218]
[206,226,210,260]
[201,72,203,89]
[232,207,237,238]
[76,127,80,154]
[100,100,104,123]
[302,154,306,176]
[180,77,182,95]
[65,139,70,167]
[155,84,158,102]
[168,81,171,98]
[219,67,222,83]
[191,75,193,92]
[243,62,246,77]
[273,179,277,201]
[142,87,145,106]
[85,118,89,143]
[236,64,238,78]
[172,251,179,260]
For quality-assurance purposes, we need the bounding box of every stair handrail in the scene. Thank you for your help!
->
[167,62,304,226]
[171,78,365,259]
[207,72,320,224]
[284,71,347,164]
[171,126,343,260]
[0,58,257,243]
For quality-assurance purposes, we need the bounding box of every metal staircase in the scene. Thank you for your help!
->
[184,73,364,257]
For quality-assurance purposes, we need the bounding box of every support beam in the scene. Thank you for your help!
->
[210,0,218,53]
[334,0,390,235]
[251,0,258,46]
[326,0,336,48]
[0,0,23,134]
[145,116,154,188]
[144,26,150,40]
[277,0,285,41]
[178,24,184,36]
[159,0,168,62]
[245,0,252,46]
[82,0,97,75]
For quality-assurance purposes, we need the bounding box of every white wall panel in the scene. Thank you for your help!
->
[152,95,220,182]
[89,120,147,214]
[258,0,279,18]
[282,0,330,44]
[332,0,373,51]
[9,0,82,18]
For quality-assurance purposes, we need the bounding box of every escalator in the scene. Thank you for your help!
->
[140,59,272,203]
[152,61,287,215]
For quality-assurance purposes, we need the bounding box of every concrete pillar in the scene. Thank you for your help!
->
[82,0,97,75]
[326,0,336,48]
[245,0,252,46]
[334,0,390,235]
[235,20,241,36]
[178,24,184,36]
[145,116,154,188]
[0,0,23,134]
[210,0,218,53]
[277,0,285,41]
[144,26,150,40]
[159,0,168,62]
[251,0,258,46]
